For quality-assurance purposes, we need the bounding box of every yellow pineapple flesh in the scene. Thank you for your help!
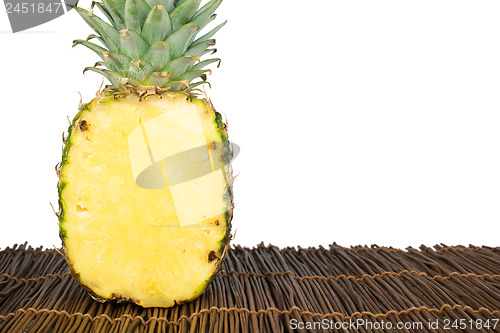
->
[58,92,232,307]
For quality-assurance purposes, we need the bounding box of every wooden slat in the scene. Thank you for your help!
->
[1,243,499,332]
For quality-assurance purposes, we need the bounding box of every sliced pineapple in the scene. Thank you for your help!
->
[58,92,232,307]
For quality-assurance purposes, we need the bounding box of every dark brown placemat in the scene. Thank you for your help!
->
[1,243,499,332]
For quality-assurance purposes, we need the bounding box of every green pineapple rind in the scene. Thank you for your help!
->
[73,0,225,91]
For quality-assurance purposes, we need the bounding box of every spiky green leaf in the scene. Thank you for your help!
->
[101,0,126,29]
[192,20,226,45]
[143,41,171,71]
[190,58,220,71]
[170,0,200,31]
[124,0,151,33]
[145,0,174,12]
[75,7,120,51]
[193,0,218,18]
[142,5,172,45]
[119,29,149,59]
[103,51,132,74]
[93,2,115,26]
[161,56,195,79]
[192,0,221,31]
[163,80,189,91]
[142,71,171,86]
[72,39,107,61]
[128,59,155,81]
[85,34,100,41]
[188,80,210,89]
[174,69,208,82]
[185,39,215,57]
[166,23,198,59]
[126,78,143,87]
[83,67,125,89]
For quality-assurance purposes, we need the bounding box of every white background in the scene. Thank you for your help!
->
[1,0,500,249]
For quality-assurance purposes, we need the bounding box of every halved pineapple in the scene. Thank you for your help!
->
[58,92,232,307]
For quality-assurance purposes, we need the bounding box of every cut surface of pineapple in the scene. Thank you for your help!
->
[58,92,232,307]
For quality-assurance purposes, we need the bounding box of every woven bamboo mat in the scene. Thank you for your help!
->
[1,243,500,332]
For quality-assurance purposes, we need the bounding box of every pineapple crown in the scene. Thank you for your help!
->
[73,0,225,92]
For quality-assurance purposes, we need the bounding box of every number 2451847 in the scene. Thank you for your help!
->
[5,2,63,14]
